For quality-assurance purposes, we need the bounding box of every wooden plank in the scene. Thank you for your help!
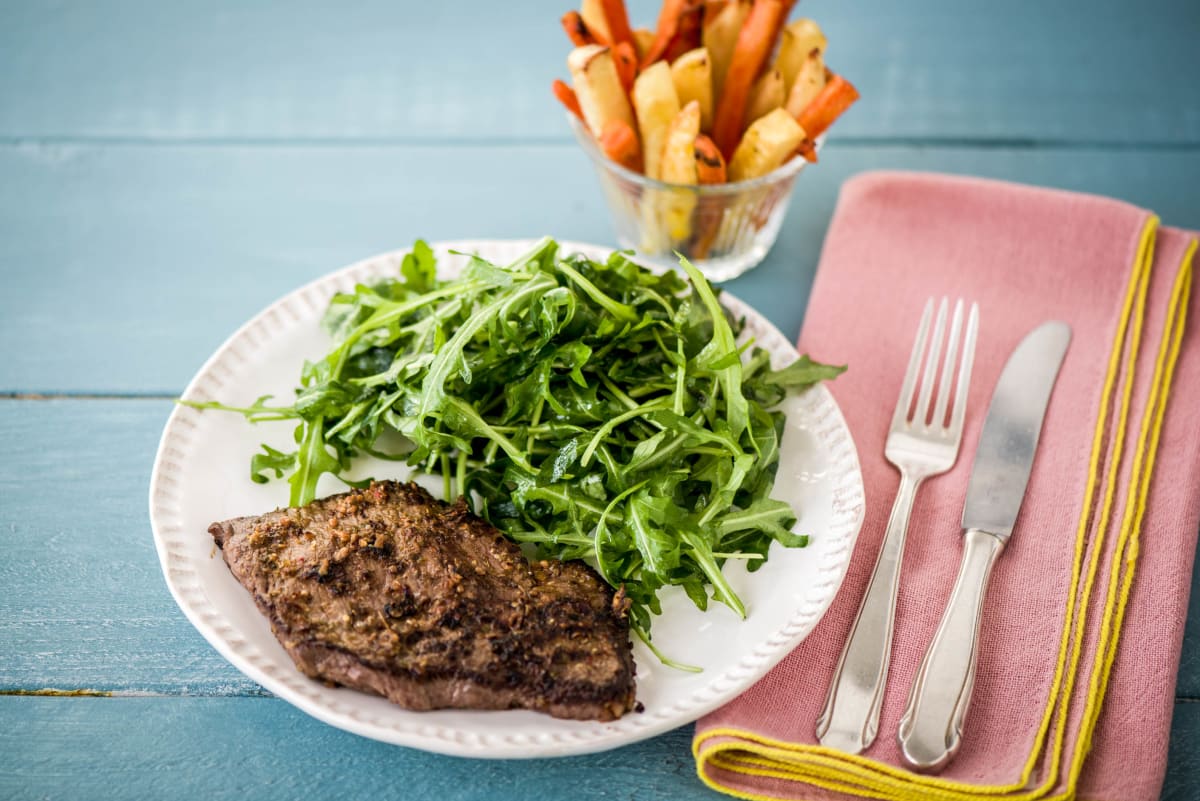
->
[1,397,1198,699]
[0,697,722,801]
[1,143,1199,395]
[0,399,260,694]
[1164,701,1200,799]
[1184,575,1200,700]
[0,695,1197,799]
[0,0,1198,145]
[0,142,608,395]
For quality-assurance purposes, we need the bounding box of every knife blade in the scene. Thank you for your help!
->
[897,320,1071,771]
[961,320,1072,539]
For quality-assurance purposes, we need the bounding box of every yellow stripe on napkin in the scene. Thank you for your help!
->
[695,219,1200,801]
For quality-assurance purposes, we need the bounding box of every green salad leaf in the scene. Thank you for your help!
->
[187,238,844,652]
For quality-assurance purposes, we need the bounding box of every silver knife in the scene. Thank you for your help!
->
[896,320,1071,771]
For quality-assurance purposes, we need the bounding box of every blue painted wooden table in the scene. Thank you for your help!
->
[1,1,1197,798]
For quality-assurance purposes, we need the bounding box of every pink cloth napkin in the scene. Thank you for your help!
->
[693,172,1200,801]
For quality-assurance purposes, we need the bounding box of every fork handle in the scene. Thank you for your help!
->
[897,527,1004,771]
[816,471,922,753]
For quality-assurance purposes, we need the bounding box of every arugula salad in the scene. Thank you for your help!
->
[192,238,842,661]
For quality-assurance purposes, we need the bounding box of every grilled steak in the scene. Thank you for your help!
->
[209,480,637,721]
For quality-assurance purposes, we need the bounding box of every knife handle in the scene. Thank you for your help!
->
[816,471,922,753]
[897,527,1005,771]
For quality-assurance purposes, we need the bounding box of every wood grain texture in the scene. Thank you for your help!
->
[0,399,259,694]
[1,396,1197,701]
[2,0,1199,795]
[1,0,1197,144]
[1183,574,1200,699]
[0,697,722,801]
[2,143,1199,394]
[1165,704,1200,800]
[1,695,1198,799]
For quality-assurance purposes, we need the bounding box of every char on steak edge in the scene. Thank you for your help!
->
[209,480,637,721]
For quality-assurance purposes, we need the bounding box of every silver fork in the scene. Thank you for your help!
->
[816,297,979,754]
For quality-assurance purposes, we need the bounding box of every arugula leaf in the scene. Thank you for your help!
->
[677,256,750,444]
[250,443,295,484]
[190,238,844,657]
[765,353,848,387]
[718,497,807,547]
[288,417,344,506]
[627,488,679,577]
[401,240,437,292]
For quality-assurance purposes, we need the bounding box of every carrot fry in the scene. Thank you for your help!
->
[796,138,819,163]
[711,0,785,158]
[689,130,726,257]
[613,41,638,93]
[580,0,613,45]
[761,0,798,66]
[600,0,636,48]
[640,0,685,67]
[552,78,586,123]
[599,118,644,172]
[795,72,860,141]
[693,134,727,183]
[688,200,721,259]
[663,0,704,63]
[561,11,600,47]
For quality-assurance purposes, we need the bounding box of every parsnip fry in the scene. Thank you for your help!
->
[659,101,702,241]
[580,0,614,44]
[568,45,636,139]
[728,107,805,181]
[632,61,681,180]
[662,105,702,174]
[632,27,655,60]
[773,18,826,92]
[703,0,730,19]
[783,49,827,118]
[795,72,859,141]
[764,0,799,52]
[670,47,714,131]
[711,0,784,158]
[702,0,750,102]
[745,68,785,126]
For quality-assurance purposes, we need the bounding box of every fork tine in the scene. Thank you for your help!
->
[892,299,934,429]
[948,302,980,437]
[914,298,948,428]
[933,299,964,429]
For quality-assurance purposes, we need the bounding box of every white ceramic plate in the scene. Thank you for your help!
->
[149,239,864,758]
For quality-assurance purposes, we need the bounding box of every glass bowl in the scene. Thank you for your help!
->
[569,115,816,282]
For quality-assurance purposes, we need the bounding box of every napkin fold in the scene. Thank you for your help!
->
[693,171,1200,801]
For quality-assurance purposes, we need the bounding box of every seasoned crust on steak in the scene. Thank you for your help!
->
[209,480,636,721]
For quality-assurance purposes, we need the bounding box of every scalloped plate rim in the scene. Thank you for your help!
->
[148,238,865,758]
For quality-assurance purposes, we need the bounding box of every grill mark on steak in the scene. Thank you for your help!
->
[209,480,637,721]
